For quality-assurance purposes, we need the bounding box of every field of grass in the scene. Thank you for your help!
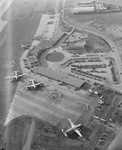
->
[44,0,57,14]
[32,119,82,150]
[3,116,32,150]
[66,12,122,28]
[2,0,38,21]
[64,0,122,41]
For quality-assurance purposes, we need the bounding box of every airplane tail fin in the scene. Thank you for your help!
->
[61,129,67,137]
[68,118,71,123]
[20,44,23,48]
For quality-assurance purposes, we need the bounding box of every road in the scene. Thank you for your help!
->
[62,15,122,91]
[23,118,36,150]
[107,126,122,150]
[61,0,122,88]
[61,3,122,150]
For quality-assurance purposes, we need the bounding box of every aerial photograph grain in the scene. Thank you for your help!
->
[0,0,122,150]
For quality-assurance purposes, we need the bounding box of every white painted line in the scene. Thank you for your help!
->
[89,104,94,113]
[75,101,88,110]
[42,92,51,102]
[5,60,15,68]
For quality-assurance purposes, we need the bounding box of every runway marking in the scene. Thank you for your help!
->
[15,91,81,117]
[74,101,88,110]
[10,96,75,125]
[4,60,15,68]
[42,92,51,102]
[21,88,84,113]
[6,81,87,125]
[5,89,83,126]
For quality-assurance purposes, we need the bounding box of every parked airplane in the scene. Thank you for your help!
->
[20,44,31,49]
[98,100,104,104]
[93,116,107,124]
[58,81,64,85]
[93,115,100,120]
[5,71,26,82]
[88,89,98,95]
[98,100,110,106]
[62,119,82,137]
[25,79,44,90]
[99,118,106,123]
[104,131,110,134]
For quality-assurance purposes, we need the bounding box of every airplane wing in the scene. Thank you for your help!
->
[68,118,75,128]
[5,75,15,79]
[35,82,42,86]
[26,80,33,86]
[74,129,82,137]
[18,73,26,77]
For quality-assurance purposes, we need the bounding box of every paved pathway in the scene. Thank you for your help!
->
[23,118,36,150]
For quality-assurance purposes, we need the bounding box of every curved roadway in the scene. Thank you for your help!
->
[62,15,122,91]
[61,2,122,149]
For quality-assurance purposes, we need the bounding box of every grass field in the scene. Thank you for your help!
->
[44,0,57,14]
[2,0,38,21]
[32,119,82,150]
[3,116,32,150]
[64,0,122,41]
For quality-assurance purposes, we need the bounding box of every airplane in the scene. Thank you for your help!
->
[118,102,122,107]
[5,71,26,82]
[99,118,107,124]
[88,89,98,95]
[93,115,100,120]
[104,131,109,134]
[20,44,31,49]
[101,134,107,137]
[62,118,82,138]
[25,79,44,90]
[93,116,107,124]
[98,100,104,105]
[100,137,106,140]
[99,95,105,99]
[98,100,110,106]
[58,81,64,85]
[96,106,102,111]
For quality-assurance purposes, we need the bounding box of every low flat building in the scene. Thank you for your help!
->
[49,29,68,45]
[31,67,85,88]
[30,40,52,57]
[73,6,95,14]
[75,41,86,47]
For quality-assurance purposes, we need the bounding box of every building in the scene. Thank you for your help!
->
[74,0,95,14]
[73,6,95,14]
[75,41,86,47]
[77,0,93,5]
[31,67,85,88]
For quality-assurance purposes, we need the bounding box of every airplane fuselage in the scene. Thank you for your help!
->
[65,124,81,133]
[26,86,36,90]
[11,75,22,82]
[26,84,41,90]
